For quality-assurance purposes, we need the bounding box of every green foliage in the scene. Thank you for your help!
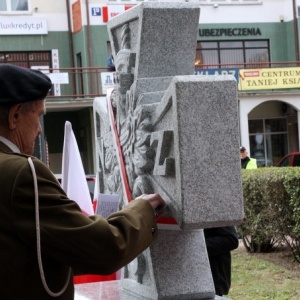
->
[239,167,300,261]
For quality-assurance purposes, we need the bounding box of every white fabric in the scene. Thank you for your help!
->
[61,121,94,216]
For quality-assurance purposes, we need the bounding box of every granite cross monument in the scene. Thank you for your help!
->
[92,3,243,299]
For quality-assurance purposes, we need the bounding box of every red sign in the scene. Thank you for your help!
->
[72,1,82,33]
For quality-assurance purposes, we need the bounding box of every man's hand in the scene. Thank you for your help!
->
[135,193,166,212]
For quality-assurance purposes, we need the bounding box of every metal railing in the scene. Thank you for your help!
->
[196,61,300,69]
[44,66,110,101]
[44,61,300,101]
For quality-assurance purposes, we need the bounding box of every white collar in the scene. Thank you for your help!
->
[0,136,21,153]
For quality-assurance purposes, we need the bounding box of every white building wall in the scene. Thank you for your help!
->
[6,0,294,31]
[99,0,294,23]
[198,0,293,24]
[17,0,295,30]
[30,0,69,31]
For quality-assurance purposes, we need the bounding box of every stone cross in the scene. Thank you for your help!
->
[93,3,243,299]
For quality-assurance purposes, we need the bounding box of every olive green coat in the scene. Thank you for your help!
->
[0,142,157,299]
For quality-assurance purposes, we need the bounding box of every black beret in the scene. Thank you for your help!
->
[0,64,52,105]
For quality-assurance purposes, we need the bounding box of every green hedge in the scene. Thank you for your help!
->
[239,167,300,262]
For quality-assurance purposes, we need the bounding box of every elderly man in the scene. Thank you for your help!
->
[0,64,165,299]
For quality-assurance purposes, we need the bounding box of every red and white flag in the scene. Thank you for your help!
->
[61,121,94,216]
[92,173,99,212]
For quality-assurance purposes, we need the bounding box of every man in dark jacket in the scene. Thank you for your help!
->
[204,226,239,296]
[107,54,116,71]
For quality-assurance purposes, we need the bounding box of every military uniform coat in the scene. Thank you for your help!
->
[0,142,157,299]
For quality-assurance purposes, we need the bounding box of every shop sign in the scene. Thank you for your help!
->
[0,17,47,35]
[102,5,134,23]
[51,49,61,96]
[195,68,239,82]
[101,72,114,94]
[72,0,82,33]
[199,28,261,37]
[46,73,69,84]
[91,7,101,16]
[238,67,300,91]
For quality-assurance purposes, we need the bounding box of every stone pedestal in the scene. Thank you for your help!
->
[75,281,228,300]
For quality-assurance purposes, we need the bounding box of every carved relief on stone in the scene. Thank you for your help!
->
[106,22,176,204]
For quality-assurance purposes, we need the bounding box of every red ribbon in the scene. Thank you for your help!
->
[107,91,132,203]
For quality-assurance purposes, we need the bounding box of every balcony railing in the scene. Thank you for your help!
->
[43,61,300,101]
[196,61,300,69]
[43,66,110,101]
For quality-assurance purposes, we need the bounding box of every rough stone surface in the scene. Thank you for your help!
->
[92,3,243,299]
[75,280,228,300]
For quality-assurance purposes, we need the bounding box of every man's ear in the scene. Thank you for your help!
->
[8,103,23,130]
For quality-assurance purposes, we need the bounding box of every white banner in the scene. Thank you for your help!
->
[47,73,69,84]
[0,17,48,35]
[52,49,61,96]
[101,72,114,94]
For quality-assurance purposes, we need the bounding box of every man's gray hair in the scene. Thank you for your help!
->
[0,101,36,127]
[0,105,11,127]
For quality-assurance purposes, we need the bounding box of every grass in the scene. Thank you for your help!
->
[227,250,300,300]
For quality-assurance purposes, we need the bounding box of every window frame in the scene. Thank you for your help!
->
[0,51,52,68]
[249,117,289,167]
[0,0,31,15]
[195,39,270,69]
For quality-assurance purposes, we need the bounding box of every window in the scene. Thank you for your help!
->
[0,51,51,68]
[195,40,270,69]
[0,0,29,12]
[248,118,288,167]
[0,51,52,96]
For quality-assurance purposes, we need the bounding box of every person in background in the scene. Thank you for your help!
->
[0,64,165,299]
[204,226,239,297]
[107,54,116,71]
[240,146,258,169]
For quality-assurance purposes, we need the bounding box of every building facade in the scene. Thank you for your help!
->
[1,0,300,172]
